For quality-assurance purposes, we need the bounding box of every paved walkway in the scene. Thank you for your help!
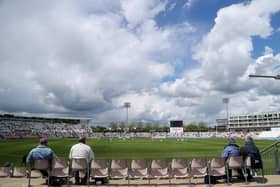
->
[0,175,279,187]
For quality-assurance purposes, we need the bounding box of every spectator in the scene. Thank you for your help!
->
[221,138,241,181]
[69,136,94,185]
[240,136,262,180]
[221,137,240,160]
[26,138,56,177]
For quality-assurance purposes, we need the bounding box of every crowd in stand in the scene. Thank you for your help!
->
[0,117,258,140]
[0,116,261,143]
[0,120,92,139]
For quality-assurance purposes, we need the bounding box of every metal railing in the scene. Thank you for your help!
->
[261,141,280,175]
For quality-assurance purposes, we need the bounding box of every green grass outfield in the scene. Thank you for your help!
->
[0,137,275,166]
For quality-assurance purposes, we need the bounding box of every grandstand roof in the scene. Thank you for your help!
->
[0,113,92,122]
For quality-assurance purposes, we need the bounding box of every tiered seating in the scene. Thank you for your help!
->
[12,167,27,177]
[244,155,264,183]
[0,167,11,177]
[28,159,51,187]
[0,156,263,186]
[170,158,191,185]
[0,120,93,139]
[85,156,259,186]
[208,157,226,184]
[109,159,129,186]
[90,159,109,185]
[50,157,69,186]
[227,156,246,184]
[129,159,150,185]
[0,166,27,178]
[69,158,90,186]
[150,159,170,185]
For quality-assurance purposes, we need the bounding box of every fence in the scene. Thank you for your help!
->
[261,141,280,175]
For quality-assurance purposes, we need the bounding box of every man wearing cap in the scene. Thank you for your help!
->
[26,138,56,177]
[69,137,94,184]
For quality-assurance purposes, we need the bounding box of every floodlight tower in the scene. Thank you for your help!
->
[222,98,230,132]
[249,74,280,80]
[248,73,280,174]
[124,102,131,126]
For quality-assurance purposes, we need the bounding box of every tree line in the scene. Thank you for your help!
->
[91,121,215,132]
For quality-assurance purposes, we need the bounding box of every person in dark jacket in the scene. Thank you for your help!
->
[240,136,262,180]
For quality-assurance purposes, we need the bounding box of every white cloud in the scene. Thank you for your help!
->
[158,0,280,123]
[248,53,280,94]
[159,69,211,98]
[264,46,274,55]
[0,0,194,120]
[112,91,203,122]
[103,0,280,124]
[193,0,280,93]
[1,0,280,125]
[121,0,167,26]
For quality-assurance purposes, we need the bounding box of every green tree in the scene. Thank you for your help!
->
[136,122,144,132]
[128,122,136,132]
[153,123,160,131]
[119,122,126,131]
[185,122,198,132]
[198,121,208,132]
[91,126,106,132]
[109,122,118,132]
[143,123,152,132]
[161,124,170,132]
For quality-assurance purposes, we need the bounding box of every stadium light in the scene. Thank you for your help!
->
[248,74,280,173]
[124,102,131,126]
[248,74,280,80]
[222,98,229,132]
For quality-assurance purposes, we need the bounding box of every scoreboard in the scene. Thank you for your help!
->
[170,120,184,135]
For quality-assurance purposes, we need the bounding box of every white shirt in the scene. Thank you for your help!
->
[69,143,94,161]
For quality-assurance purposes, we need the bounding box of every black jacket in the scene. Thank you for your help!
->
[240,141,262,168]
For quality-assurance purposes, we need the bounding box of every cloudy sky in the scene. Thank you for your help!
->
[1,0,280,125]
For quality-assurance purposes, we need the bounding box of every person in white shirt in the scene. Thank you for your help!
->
[69,137,94,184]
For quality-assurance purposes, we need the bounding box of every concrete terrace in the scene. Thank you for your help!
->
[0,175,280,187]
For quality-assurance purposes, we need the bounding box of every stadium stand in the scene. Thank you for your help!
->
[256,128,280,139]
[0,113,261,140]
[0,114,92,139]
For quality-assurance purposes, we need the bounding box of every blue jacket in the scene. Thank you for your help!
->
[26,145,56,164]
[221,143,240,160]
